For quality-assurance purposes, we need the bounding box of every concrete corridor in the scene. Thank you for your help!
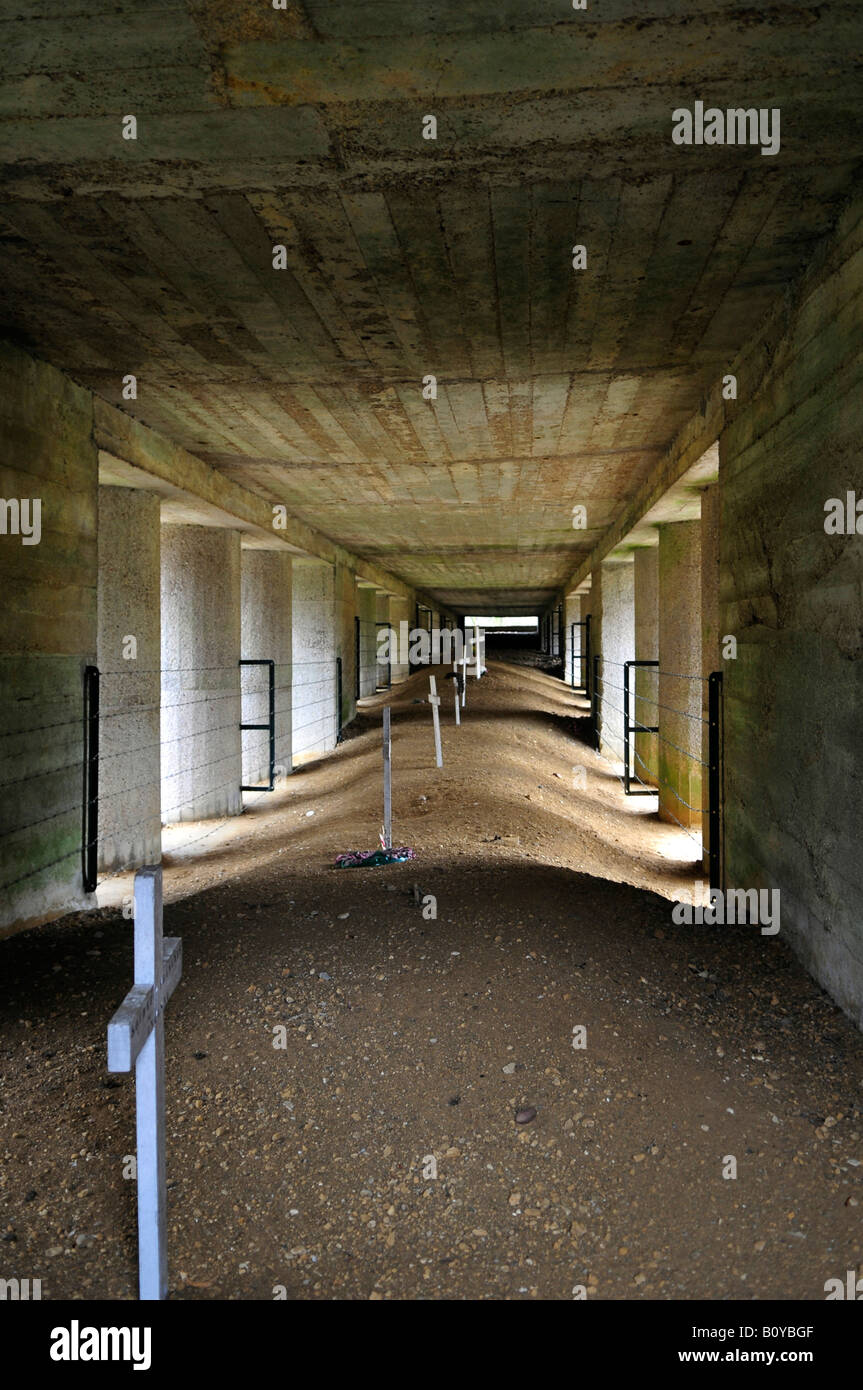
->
[1,661,860,1301]
[1,0,863,1319]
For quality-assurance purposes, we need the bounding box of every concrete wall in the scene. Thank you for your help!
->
[97,487,161,871]
[597,560,634,765]
[721,194,863,1026]
[633,546,660,788]
[292,558,337,762]
[160,525,242,822]
[657,521,703,830]
[240,549,292,787]
[357,587,379,697]
[0,342,97,933]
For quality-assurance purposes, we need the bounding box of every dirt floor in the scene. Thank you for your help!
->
[0,660,861,1300]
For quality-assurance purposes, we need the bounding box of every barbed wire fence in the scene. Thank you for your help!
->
[0,657,343,905]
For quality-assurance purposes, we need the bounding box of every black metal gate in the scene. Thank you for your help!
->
[239,658,276,791]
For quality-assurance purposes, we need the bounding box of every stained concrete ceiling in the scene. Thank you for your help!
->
[1,1,862,614]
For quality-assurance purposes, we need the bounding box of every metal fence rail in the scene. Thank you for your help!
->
[0,657,337,900]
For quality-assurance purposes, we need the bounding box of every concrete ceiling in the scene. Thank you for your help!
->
[1,1,862,615]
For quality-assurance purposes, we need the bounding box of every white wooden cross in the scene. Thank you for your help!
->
[382,706,392,849]
[107,865,182,1300]
[428,674,443,768]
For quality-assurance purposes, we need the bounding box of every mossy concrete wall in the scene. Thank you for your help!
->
[0,342,97,934]
[721,195,863,1026]
[657,521,703,832]
[97,486,161,871]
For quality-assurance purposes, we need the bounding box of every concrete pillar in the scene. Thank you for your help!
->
[657,520,703,831]
[335,562,358,729]
[588,567,602,671]
[390,595,411,683]
[375,591,392,687]
[597,560,635,765]
[700,485,721,872]
[633,546,660,789]
[579,584,593,689]
[357,587,378,697]
[414,602,432,668]
[292,559,337,763]
[160,525,242,823]
[240,549,292,787]
[97,487,161,870]
[564,593,582,686]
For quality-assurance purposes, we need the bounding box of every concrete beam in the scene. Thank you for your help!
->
[94,399,451,617]
[564,432,721,593]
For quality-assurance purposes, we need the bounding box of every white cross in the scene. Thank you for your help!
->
[107,865,182,1300]
[428,674,443,768]
[382,705,392,849]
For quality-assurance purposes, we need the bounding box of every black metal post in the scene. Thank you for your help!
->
[82,664,99,892]
[570,623,575,686]
[585,615,592,698]
[708,670,723,892]
[354,615,361,699]
[336,656,343,739]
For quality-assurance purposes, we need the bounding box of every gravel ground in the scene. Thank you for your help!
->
[0,662,860,1300]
